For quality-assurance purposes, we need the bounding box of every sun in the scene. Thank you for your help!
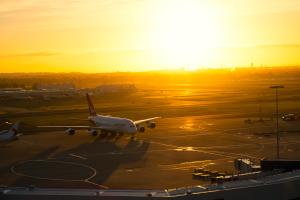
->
[150,1,221,69]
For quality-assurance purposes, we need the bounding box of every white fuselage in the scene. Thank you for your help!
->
[89,115,137,134]
[0,130,16,141]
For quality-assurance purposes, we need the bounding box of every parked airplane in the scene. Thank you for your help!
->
[0,122,20,142]
[39,93,160,138]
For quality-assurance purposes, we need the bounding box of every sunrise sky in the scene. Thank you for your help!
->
[1,0,300,72]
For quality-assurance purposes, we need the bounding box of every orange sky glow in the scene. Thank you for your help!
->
[1,0,300,72]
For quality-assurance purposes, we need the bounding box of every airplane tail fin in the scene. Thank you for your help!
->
[9,122,20,136]
[86,93,97,116]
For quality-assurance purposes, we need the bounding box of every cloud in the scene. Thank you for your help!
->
[0,0,137,21]
[0,1,78,25]
[0,51,62,58]
[257,44,300,49]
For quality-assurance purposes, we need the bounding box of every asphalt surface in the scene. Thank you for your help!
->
[1,116,300,189]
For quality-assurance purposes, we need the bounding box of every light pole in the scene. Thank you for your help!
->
[269,85,284,160]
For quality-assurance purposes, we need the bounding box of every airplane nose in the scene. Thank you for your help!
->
[130,127,137,134]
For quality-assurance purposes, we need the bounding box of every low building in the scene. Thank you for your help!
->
[94,84,137,94]
[33,83,75,91]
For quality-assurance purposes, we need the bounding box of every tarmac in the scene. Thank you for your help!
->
[1,115,300,189]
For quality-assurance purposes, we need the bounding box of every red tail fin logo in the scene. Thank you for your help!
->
[86,93,97,116]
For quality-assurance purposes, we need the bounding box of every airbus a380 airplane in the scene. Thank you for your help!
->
[39,94,160,138]
[0,122,20,142]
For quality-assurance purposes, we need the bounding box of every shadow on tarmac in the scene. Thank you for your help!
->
[56,137,150,184]
[7,136,150,188]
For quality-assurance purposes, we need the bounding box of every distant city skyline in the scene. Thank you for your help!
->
[1,0,300,72]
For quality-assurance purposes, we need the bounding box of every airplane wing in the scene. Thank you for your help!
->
[134,117,161,125]
[37,126,108,130]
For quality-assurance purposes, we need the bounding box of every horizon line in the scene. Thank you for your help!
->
[1,65,300,74]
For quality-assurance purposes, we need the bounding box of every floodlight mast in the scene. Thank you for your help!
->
[269,85,284,160]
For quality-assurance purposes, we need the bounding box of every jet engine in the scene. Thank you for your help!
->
[138,126,145,132]
[65,128,75,135]
[147,122,156,129]
[88,129,98,136]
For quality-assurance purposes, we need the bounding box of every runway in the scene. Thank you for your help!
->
[1,116,300,189]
